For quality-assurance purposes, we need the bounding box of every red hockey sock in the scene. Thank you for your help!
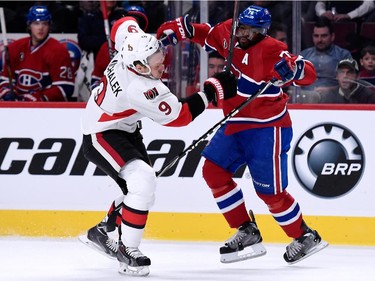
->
[203,160,249,228]
[212,183,250,228]
[257,191,304,238]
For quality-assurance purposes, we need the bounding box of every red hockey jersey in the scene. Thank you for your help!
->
[192,19,316,135]
[0,36,75,101]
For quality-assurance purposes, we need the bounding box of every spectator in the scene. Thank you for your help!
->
[186,51,225,95]
[320,58,375,103]
[269,21,288,47]
[77,0,122,59]
[0,5,74,102]
[359,45,375,88]
[315,1,375,23]
[207,51,225,78]
[91,5,149,90]
[300,17,352,96]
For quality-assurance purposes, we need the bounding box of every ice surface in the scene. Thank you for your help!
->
[0,237,374,281]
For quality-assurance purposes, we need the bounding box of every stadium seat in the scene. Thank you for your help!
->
[360,22,375,41]
[332,21,357,50]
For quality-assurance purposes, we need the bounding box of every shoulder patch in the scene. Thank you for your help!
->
[143,87,159,100]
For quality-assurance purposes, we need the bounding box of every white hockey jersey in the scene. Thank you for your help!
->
[81,17,208,135]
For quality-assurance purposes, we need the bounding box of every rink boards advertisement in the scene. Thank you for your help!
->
[0,103,374,245]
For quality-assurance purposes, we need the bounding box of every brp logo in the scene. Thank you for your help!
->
[292,123,364,198]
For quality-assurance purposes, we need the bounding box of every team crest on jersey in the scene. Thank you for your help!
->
[223,39,228,50]
[143,87,159,100]
[19,52,25,61]
[17,69,43,91]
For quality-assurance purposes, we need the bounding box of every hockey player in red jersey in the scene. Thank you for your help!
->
[157,5,328,264]
[0,5,74,101]
[79,16,236,276]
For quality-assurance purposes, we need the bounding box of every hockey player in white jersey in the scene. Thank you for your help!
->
[79,16,237,276]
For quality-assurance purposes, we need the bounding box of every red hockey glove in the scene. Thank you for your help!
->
[156,15,194,46]
[204,72,237,107]
[19,92,47,102]
[272,53,305,87]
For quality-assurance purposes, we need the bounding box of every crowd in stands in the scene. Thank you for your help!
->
[0,0,375,104]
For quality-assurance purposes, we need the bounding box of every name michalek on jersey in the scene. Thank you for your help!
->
[106,59,122,96]
[0,137,247,178]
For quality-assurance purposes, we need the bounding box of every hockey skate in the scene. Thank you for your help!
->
[220,210,267,263]
[117,242,151,276]
[78,222,118,260]
[283,228,329,264]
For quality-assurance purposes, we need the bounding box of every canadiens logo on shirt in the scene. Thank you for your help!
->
[19,52,25,61]
[143,87,159,100]
[223,39,228,50]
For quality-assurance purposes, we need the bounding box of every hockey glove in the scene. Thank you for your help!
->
[272,53,305,87]
[204,72,237,107]
[156,15,194,46]
[19,91,47,102]
[0,87,16,101]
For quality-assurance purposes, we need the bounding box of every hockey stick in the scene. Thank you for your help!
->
[0,7,15,99]
[342,78,374,88]
[225,0,240,73]
[318,75,374,88]
[156,79,275,177]
[100,0,114,60]
[187,5,199,86]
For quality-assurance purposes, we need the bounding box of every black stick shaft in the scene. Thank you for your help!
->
[225,0,240,73]
[156,80,274,177]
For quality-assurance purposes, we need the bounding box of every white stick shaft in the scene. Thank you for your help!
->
[0,7,8,46]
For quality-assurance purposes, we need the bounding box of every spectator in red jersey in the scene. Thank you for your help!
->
[0,5,74,101]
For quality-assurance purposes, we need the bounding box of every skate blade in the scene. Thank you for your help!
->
[78,235,117,260]
[118,262,150,277]
[286,240,329,265]
[220,242,267,263]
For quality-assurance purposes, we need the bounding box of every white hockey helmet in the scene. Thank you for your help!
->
[120,33,164,76]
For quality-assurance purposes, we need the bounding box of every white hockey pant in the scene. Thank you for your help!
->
[118,159,156,247]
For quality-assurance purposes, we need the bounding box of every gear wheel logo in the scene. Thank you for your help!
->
[292,123,364,198]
